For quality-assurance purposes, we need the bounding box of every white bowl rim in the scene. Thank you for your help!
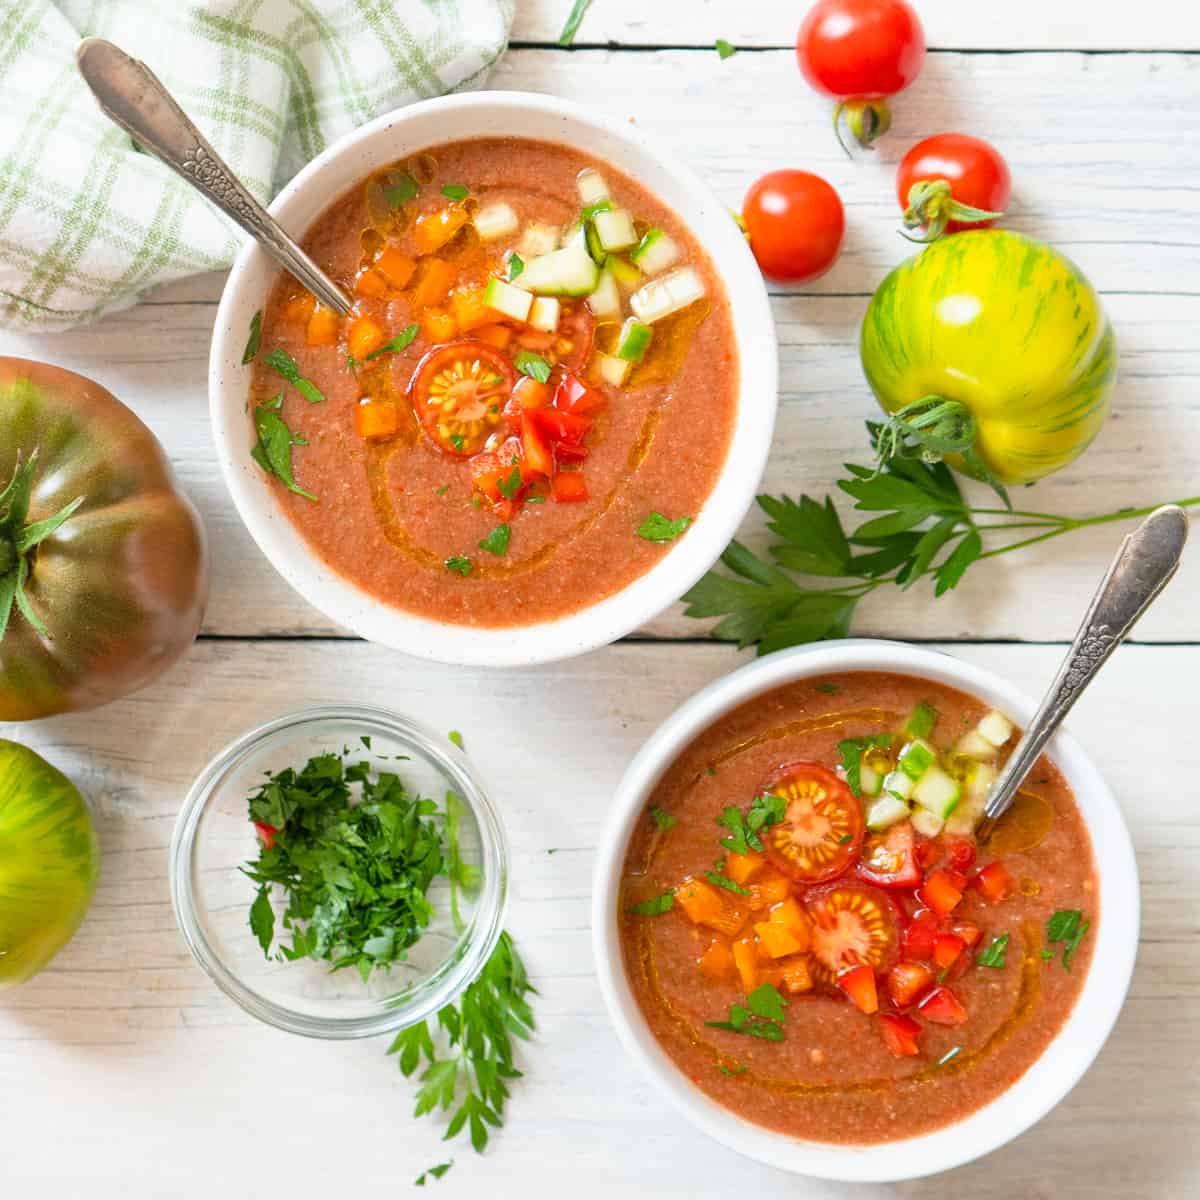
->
[209,90,777,667]
[591,640,1139,1182]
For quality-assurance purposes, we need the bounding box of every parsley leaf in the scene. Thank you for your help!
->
[715,38,737,59]
[629,890,675,916]
[241,310,262,363]
[976,933,1010,968]
[441,184,469,201]
[760,494,851,576]
[508,253,524,281]
[837,734,892,797]
[718,793,786,856]
[497,465,524,499]
[748,983,787,1022]
[718,1063,748,1076]
[513,349,551,383]
[366,323,419,360]
[815,682,839,694]
[1045,909,1090,969]
[705,870,751,897]
[716,806,751,856]
[264,348,324,403]
[649,806,677,832]
[706,985,787,1041]
[249,885,274,954]
[637,512,693,543]
[478,524,511,556]
[448,730,465,750]
[415,1162,453,1186]
[385,173,419,207]
[251,400,316,500]
[444,556,472,576]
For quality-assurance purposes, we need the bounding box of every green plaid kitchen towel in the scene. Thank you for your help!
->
[0,0,513,331]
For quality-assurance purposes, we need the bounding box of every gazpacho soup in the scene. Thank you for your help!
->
[244,137,737,627]
[618,672,1098,1144]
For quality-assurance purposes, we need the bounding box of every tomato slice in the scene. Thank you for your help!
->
[760,761,862,884]
[856,819,921,888]
[555,301,595,373]
[408,340,515,457]
[805,881,901,983]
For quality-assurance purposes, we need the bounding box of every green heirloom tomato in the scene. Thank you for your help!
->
[0,358,208,720]
[0,740,99,986]
[860,230,1117,487]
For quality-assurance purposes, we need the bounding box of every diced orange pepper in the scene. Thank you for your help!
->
[451,285,493,333]
[412,258,458,308]
[476,323,514,350]
[374,245,416,289]
[354,267,388,299]
[413,205,471,255]
[725,851,764,887]
[767,897,810,951]
[747,870,791,911]
[754,921,806,960]
[354,399,399,442]
[284,291,316,323]
[348,316,387,361]
[780,955,814,995]
[676,877,724,927]
[305,304,339,346]
[697,937,735,982]
[421,307,457,344]
[732,936,758,992]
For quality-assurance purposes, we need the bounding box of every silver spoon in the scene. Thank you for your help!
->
[977,505,1188,840]
[75,37,352,315]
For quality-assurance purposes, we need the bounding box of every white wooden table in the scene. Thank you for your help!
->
[2,3,1198,1196]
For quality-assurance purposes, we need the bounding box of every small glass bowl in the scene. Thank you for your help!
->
[169,705,507,1039]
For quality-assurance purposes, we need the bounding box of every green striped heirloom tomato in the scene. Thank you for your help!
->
[0,740,99,986]
[0,358,208,720]
[860,230,1116,487]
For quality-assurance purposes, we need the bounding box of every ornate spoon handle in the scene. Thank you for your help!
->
[75,37,352,315]
[979,505,1188,836]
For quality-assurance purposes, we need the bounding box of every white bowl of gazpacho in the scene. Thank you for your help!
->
[210,91,776,665]
[592,641,1138,1181]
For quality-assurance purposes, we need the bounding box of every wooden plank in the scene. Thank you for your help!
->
[515,0,1200,52]
[0,640,1195,1197]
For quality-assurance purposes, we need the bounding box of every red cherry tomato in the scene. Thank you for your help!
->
[857,819,922,888]
[805,881,902,983]
[742,171,845,284]
[796,0,925,148]
[759,760,862,883]
[897,133,1012,241]
[408,340,515,457]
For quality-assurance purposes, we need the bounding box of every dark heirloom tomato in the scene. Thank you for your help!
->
[805,881,901,983]
[408,340,515,457]
[760,761,862,884]
[0,358,208,721]
[857,819,921,888]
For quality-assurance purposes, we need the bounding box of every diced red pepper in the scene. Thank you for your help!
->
[878,1013,922,1058]
[914,837,940,869]
[932,932,966,970]
[971,860,1016,903]
[521,412,555,476]
[512,376,552,411]
[555,373,606,415]
[837,963,879,1014]
[886,960,934,1009]
[944,836,977,873]
[253,821,279,851]
[553,441,590,464]
[530,407,591,445]
[552,472,589,503]
[919,868,965,917]
[953,921,982,949]
[918,985,968,1026]
[902,909,939,962]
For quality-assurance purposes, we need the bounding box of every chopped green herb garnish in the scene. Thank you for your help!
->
[976,933,1010,968]
[415,1162,453,1186]
[525,494,545,503]
[705,870,751,897]
[385,173,419,207]
[706,766,718,777]
[251,399,316,500]
[242,310,262,363]
[935,1045,963,1067]
[448,730,465,750]
[557,0,593,45]
[450,433,466,451]
[1045,909,1090,969]
[508,252,524,281]
[706,984,787,1041]
[478,523,511,556]
[437,484,450,497]
[715,38,737,59]
[365,322,419,360]
[441,184,469,201]
[513,349,551,383]
[471,494,482,509]
[905,701,939,739]
[629,890,675,916]
[264,348,324,404]
[837,833,853,845]
[445,556,472,576]
[1039,948,1055,961]
[346,353,361,373]
[815,682,839,694]
[649,806,678,832]
[716,792,786,856]
[498,464,524,499]
[718,1062,748,1076]
[837,734,892,797]
[636,512,693,543]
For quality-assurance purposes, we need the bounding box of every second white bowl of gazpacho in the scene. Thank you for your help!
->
[592,641,1138,1181]
[210,91,776,665]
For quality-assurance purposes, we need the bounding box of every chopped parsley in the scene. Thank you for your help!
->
[385,173,419,207]
[636,512,693,543]
[705,869,751,897]
[513,349,551,383]
[629,890,675,916]
[706,984,787,1041]
[436,484,450,497]
[715,38,737,59]
[718,792,786,855]
[649,805,678,832]
[241,309,262,363]
[478,523,511,556]
[251,397,316,501]
[1045,909,1090,969]
[837,833,853,845]
[815,682,839,694]
[444,556,472,577]
[441,184,469,201]
[508,252,524,281]
[497,464,524,499]
[976,933,1010,968]
[718,1062,748,1076]
[935,1045,963,1067]
[450,433,466,451]
[264,348,324,404]
[448,730,465,750]
[837,734,893,797]
[365,322,419,360]
[415,1162,453,1186]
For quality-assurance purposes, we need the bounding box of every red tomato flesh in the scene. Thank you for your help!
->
[857,819,922,888]
[760,761,862,883]
[253,821,279,850]
[806,881,901,981]
[408,340,515,457]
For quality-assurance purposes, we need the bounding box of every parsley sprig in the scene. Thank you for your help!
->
[706,984,788,1041]
[1046,909,1090,969]
[717,792,786,856]
[683,425,1200,656]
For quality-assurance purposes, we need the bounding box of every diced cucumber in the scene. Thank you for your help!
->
[593,209,638,252]
[585,219,607,266]
[607,255,642,290]
[978,710,1015,747]
[629,267,706,324]
[615,317,653,362]
[520,234,601,297]
[473,202,518,241]
[882,770,914,800]
[860,765,883,798]
[631,227,681,274]
[483,276,533,322]
[967,760,998,803]
[905,701,939,739]
[866,794,910,832]
[517,222,559,258]
[598,354,631,387]
[576,168,609,206]
[911,808,945,838]
[586,269,622,319]
[944,763,995,835]
[955,730,997,761]
[913,766,962,820]
[529,296,560,334]
[898,739,936,781]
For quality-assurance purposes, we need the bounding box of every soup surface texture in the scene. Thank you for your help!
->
[248,137,737,627]
[618,671,1097,1144]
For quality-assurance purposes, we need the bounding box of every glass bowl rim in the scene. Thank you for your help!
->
[169,703,508,1039]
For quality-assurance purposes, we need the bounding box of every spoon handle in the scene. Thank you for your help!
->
[980,505,1188,831]
[75,37,352,315]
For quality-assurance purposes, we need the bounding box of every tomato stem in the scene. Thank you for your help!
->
[900,180,1006,243]
[832,98,892,157]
